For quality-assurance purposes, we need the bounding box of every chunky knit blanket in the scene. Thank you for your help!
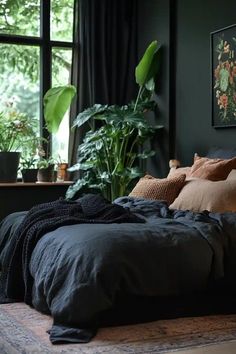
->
[0,194,144,305]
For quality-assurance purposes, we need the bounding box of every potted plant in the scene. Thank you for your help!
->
[21,155,39,183]
[43,41,161,200]
[20,136,46,183]
[0,99,38,182]
[56,155,69,181]
[37,158,56,182]
[66,40,162,200]
[37,143,56,183]
[37,153,69,182]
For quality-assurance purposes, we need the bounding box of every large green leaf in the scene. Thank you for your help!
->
[72,104,108,128]
[138,150,156,159]
[66,178,87,199]
[135,40,160,87]
[44,85,76,133]
[120,166,143,179]
[68,161,96,172]
[145,78,155,92]
[145,48,161,91]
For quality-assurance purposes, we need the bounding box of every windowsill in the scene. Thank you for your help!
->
[0,180,74,221]
[0,181,74,187]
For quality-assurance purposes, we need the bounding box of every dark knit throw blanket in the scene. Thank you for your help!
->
[0,193,144,305]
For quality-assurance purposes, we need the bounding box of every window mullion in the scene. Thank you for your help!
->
[40,0,51,156]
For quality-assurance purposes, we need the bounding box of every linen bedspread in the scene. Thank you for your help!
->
[1,195,236,342]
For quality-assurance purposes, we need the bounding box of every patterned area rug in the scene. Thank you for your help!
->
[1,303,236,354]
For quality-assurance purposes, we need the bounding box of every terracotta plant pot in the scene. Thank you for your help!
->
[57,163,68,181]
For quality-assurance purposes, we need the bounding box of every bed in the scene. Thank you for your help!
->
[1,149,236,344]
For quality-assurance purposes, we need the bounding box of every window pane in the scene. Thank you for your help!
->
[0,0,40,37]
[51,48,72,162]
[0,43,40,144]
[51,0,74,42]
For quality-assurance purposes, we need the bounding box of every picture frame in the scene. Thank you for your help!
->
[211,24,236,128]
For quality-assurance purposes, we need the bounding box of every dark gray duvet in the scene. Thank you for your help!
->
[1,196,236,342]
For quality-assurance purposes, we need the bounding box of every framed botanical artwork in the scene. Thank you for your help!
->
[211,24,236,128]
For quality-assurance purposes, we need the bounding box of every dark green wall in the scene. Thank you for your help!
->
[176,0,236,165]
[138,0,172,177]
[138,0,236,171]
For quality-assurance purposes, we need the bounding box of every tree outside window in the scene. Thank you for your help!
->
[0,0,75,162]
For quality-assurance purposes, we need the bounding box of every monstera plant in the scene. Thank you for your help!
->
[66,40,161,201]
[43,40,161,200]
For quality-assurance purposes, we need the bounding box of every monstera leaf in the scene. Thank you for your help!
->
[72,104,108,128]
[44,85,76,133]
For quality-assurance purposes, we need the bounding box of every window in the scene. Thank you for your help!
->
[0,0,75,162]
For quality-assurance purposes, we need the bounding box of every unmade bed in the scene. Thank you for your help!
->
[1,193,236,343]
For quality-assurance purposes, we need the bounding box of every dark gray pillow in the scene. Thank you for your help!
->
[206,147,236,159]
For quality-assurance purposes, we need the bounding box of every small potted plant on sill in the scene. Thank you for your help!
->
[0,97,38,183]
[55,155,69,181]
[37,154,56,183]
[21,156,39,183]
[20,137,46,183]
[57,162,69,181]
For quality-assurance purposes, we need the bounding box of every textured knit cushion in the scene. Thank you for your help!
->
[129,174,186,205]
[189,155,236,181]
[170,178,236,212]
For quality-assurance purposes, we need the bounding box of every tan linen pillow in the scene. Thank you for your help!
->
[129,174,186,205]
[227,169,236,180]
[189,155,236,181]
[170,178,236,212]
[168,166,191,178]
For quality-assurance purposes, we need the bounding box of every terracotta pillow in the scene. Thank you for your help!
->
[189,155,236,181]
[170,178,236,212]
[129,174,186,205]
[167,166,191,178]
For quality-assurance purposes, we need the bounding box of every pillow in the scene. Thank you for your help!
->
[129,174,186,205]
[170,178,236,212]
[227,169,236,180]
[189,155,236,181]
[168,166,191,178]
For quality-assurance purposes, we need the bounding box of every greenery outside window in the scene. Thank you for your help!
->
[0,0,75,162]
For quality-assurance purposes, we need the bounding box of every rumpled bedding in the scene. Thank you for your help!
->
[1,195,236,343]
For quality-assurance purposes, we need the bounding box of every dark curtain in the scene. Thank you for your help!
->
[68,0,138,167]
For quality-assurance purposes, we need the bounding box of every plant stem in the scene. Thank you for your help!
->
[118,126,128,163]
[133,85,143,112]
[101,137,112,177]
[126,136,138,168]
[121,127,134,167]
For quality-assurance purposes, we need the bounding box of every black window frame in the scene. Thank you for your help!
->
[0,0,76,156]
